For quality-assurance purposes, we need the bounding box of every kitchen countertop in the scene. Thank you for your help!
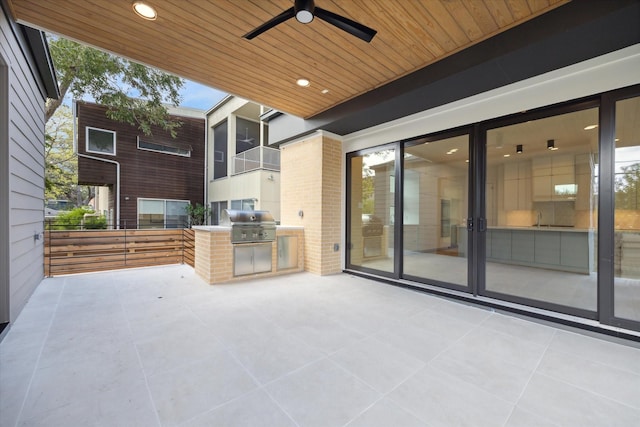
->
[487,226,593,233]
[192,225,303,231]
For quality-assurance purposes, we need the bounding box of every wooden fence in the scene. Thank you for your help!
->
[45,227,195,276]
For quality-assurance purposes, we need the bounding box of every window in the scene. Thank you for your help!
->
[236,117,260,154]
[210,201,227,225]
[231,199,255,211]
[138,138,190,157]
[86,127,116,155]
[263,122,269,146]
[213,120,228,179]
[138,198,189,228]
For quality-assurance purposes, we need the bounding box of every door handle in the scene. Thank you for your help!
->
[466,218,474,231]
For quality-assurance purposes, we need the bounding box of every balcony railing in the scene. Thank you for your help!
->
[233,146,280,175]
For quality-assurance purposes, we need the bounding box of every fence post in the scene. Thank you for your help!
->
[46,220,51,277]
[123,220,127,266]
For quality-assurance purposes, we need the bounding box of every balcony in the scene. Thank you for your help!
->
[1,265,639,426]
[233,146,280,175]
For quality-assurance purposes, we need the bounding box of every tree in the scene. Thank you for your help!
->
[615,163,640,210]
[46,37,185,137]
[44,105,83,202]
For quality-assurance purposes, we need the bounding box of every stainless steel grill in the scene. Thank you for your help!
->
[220,209,276,243]
[362,214,383,237]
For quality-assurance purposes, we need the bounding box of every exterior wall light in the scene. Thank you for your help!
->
[133,2,157,20]
[516,144,523,153]
[547,139,558,150]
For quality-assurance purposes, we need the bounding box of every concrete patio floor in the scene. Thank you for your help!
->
[1,265,639,427]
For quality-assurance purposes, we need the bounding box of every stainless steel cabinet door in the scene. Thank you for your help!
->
[278,236,298,269]
[234,245,255,276]
[253,244,272,274]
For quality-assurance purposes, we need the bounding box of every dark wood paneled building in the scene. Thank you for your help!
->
[76,102,205,229]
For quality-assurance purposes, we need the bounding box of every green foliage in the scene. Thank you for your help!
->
[361,175,374,214]
[185,203,210,226]
[47,208,107,230]
[46,37,185,137]
[615,163,640,210]
[45,105,80,201]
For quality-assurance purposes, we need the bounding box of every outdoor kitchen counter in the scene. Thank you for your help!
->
[192,226,304,284]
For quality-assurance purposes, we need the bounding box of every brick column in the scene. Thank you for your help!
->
[280,133,342,275]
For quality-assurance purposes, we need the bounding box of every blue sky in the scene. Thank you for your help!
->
[67,78,227,112]
[179,80,227,111]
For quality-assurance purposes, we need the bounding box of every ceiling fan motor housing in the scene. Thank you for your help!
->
[295,0,315,24]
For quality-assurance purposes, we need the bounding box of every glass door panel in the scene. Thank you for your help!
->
[348,148,396,274]
[402,135,469,288]
[614,95,640,322]
[484,107,599,312]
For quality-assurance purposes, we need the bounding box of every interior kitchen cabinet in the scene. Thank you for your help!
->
[532,154,576,201]
[575,153,595,210]
[503,160,532,210]
[486,227,594,273]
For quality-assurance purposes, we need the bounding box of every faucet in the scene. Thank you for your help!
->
[536,211,542,228]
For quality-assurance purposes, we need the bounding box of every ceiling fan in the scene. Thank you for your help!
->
[243,0,377,43]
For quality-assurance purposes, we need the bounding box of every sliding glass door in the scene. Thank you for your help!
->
[345,84,640,333]
[482,105,599,315]
[402,134,470,289]
[347,146,397,275]
[613,94,640,323]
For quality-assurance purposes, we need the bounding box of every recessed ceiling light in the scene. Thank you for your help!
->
[503,154,511,157]
[321,89,329,94]
[296,78,310,87]
[584,124,598,130]
[132,1,157,20]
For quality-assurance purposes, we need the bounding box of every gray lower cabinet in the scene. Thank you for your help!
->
[486,228,592,273]
[511,231,535,262]
[560,232,593,271]
[234,243,272,276]
[490,230,512,261]
[534,231,561,265]
[277,236,298,270]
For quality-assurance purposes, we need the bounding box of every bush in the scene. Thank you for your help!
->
[185,203,210,226]
[47,207,107,230]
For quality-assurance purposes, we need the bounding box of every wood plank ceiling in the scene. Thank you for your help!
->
[7,0,569,118]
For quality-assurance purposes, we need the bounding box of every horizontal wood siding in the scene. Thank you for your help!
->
[76,102,205,228]
[1,8,47,323]
[44,228,192,276]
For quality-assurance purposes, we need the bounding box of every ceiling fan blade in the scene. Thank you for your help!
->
[243,7,295,40]
[314,7,376,43]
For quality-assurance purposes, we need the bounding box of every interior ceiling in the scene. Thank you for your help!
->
[7,0,568,119]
